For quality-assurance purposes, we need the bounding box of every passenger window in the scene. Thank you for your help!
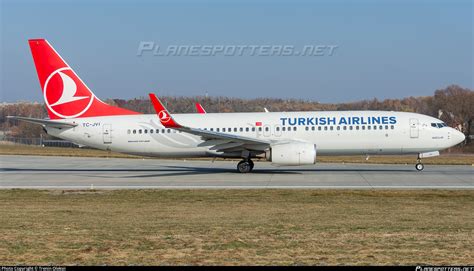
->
[144,129,148,134]
[210,128,214,131]
[258,127,262,132]
[373,126,377,130]
[127,129,131,134]
[162,129,165,133]
[390,125,394,129]
[337,126,340,130]
[349,126,353,130]
[362,126,365,130]
[167,129,171,133]
[282,127,286,131]
[265,127,270,132]
[379,125,383,130]
[293,127,297,131]
[139,129,142,134]
[252,127,255,132]
[276,127,280,131]
[356,126,359,130]
[246,127,249,132]
[216,128,220,132]
[343,126,347,130]
[133,130,136,134]
[324,126,328,131]
[318,126,322,131]
[385,125,389,130]
[311,126,315,131]
[222,128,226,132]
[234,128,237,132]
[368,126,371,130]
[156,129,159,134]
[330,126,333,131]
[150,129,153,134]
[305,127,309,131]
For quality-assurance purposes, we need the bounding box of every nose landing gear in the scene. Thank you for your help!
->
[415,158,424,171]
[237,159,254,173]
[415,151,439,171]
[415,162,424,171]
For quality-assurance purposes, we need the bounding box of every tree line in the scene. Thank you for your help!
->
[1,85,473,144]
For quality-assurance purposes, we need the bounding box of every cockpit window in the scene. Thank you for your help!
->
[431,122,448,128]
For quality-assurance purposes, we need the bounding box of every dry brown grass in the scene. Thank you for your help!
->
[0,189,473,265]
[1,143,473,165]
[317,154,474,165]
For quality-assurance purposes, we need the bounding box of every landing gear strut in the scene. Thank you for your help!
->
[237,159,254,173]
[415,158,424,171]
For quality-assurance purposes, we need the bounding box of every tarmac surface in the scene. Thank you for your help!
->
[1,155,473,189]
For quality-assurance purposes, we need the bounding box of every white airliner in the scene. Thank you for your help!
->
[9,39,465,173]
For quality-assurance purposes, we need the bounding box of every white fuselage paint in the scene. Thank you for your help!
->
[46,111,465,158]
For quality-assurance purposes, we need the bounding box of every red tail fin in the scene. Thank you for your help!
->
[28,39,140,119]
[195,102,207,114]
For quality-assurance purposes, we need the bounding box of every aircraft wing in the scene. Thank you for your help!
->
[7,116,77,129]
[149,94,270,152]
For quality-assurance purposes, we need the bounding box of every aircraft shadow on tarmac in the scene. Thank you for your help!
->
[2,165,418,179]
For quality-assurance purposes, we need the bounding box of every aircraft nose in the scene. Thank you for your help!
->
[452,129,465,145]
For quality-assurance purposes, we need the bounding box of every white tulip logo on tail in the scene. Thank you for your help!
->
[50,72,88,106]
[43,67,94,119]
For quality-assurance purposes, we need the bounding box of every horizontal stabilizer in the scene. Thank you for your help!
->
[7,116,77,129]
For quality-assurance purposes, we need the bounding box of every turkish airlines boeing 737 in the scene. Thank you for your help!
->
[8,39,465,173]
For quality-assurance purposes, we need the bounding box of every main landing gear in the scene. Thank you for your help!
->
[415,158,424,171]
[237,159,254,173]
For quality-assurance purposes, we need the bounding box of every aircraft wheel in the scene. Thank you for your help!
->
[237,160,252,173]
[415,163,424,171]
[249,159,254,171]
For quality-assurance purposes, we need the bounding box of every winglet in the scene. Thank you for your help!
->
[195,103,207,114]
[148,93,181,128]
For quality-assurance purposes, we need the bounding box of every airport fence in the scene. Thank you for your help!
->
[1,136,79,148]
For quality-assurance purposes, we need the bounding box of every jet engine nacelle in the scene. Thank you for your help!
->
[266,142,317,166]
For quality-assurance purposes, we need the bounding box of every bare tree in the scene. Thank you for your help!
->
[433,85,474,143]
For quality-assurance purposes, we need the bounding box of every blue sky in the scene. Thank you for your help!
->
[1,0,472,103]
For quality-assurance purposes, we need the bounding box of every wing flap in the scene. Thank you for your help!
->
[197,139,231,147]
[209,142,244,151]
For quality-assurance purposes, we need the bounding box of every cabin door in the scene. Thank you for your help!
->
[103,124,112,144]
[409,118,419,138]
